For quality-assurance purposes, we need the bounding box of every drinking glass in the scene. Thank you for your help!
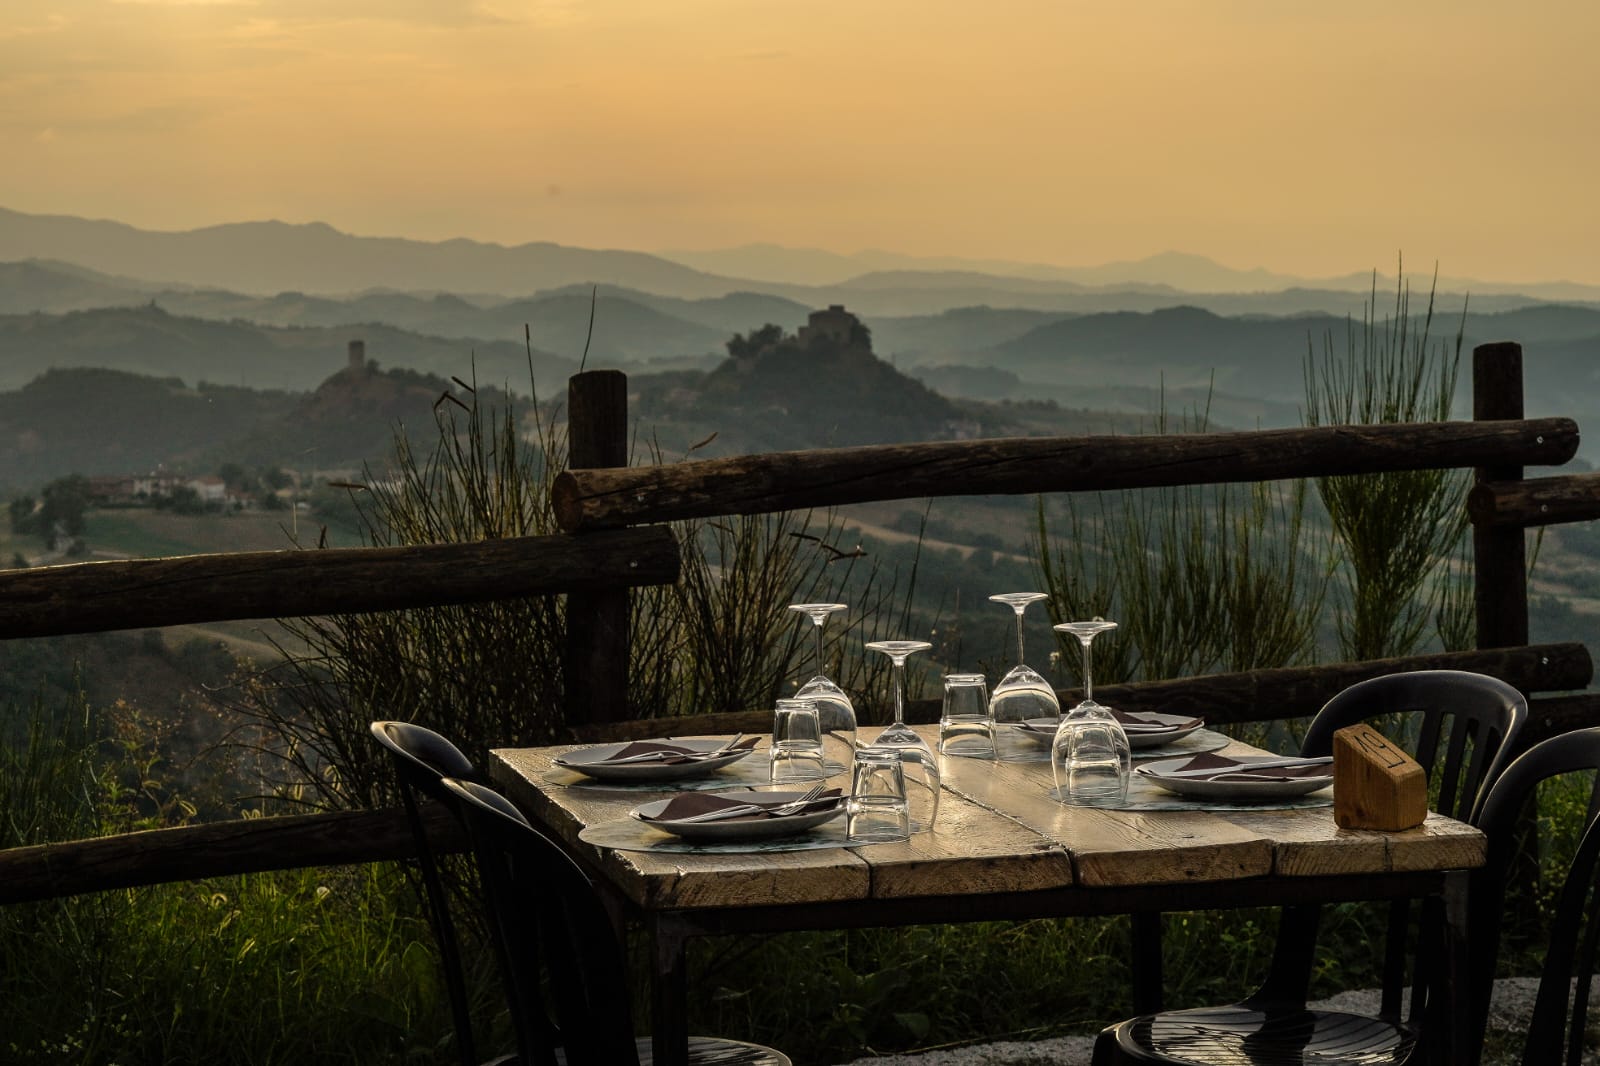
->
[987,592,1061,762]
[1050,618,1130,805]
[863,639,940,832]
[788,602,857,773]
[769,697,826,784]
[939,673,994,758]
[847,745,911,843]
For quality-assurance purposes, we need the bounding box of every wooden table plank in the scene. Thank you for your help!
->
[490,729,1487,910]
[1227,808,1392,877]
[936,739,1273,887]
[856,789,1075,899]
[490,746,872,910]
[1383,812,1488,873]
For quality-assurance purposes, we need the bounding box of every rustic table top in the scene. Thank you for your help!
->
[488,726,1486,914]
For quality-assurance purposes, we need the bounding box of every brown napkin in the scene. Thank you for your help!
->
[603,736,759,764]
[1163,752,1331,781]
[645,788,844,823]
[1114,709,1204,731]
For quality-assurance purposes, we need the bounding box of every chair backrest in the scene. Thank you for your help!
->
[1253,671,1527,1019]
[1469,726,1600,1066]
[368,721,484,1066]
[444,776,644,1066]
[1300,669,1528,823]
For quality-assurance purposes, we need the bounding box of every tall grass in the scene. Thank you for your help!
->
[1,687,468,1065]
[1303,268,1470,659]
[1033,400,1326,696]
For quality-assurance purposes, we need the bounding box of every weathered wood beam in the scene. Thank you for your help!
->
[551,418,1578,531]
[0,526,679,639]
[564,643,1591,741]
[1469,472,1600,529]
[1520,694,1600,750]
[0,806,463,905]
[564,370,633,725]
[1474,343,1532,649]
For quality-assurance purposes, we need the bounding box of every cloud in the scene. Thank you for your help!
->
[0,13,71,39]
[259,0,516,29]
[108,0,256,6]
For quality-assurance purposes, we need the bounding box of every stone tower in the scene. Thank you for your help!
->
[347,339,366,373]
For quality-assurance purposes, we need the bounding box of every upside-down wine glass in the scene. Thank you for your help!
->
[788,603,857,773]
[987,592,1061,762]
[863,639,940,832]
[1050,618,1130,805]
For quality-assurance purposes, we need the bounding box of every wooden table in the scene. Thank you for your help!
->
[490,728,1484,1066]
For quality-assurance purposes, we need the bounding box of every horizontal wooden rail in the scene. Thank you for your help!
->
[1521,693,1600,751]
[0,526,680,638]
[551,418,1578,531]
[9,645,1591,904]
[564,643,1592,742]
[0,806,464,906]
[1469,472,1600,528]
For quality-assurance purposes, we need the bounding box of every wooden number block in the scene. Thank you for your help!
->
[1332,724,1428,831]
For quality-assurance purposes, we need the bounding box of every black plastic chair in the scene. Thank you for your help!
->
[1094,669,1527,1065]
[1467,726,1600,1066]
[369,720,517,1066]
[441,776,792,1066]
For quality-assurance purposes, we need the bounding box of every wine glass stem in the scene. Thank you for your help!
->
[813,618,826,680]
[1081,636,1094,702]
[892,658,907,726]
[1014,610,1026,667]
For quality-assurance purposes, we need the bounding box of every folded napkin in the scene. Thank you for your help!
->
[601,736,760,764]
[644,788,844,823]
[1114,709,1204,732]
[1154,752,1331,782]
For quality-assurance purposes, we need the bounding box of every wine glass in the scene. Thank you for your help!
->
[987,592,1061,762]
[788,603,857,773]
[1050,618,1130,805]
[863,639,940,832]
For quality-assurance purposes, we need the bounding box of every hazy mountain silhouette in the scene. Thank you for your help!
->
[0,207,745,299]
[10,207,1599,319]
[0,304,577,392]
[658,244,1600,302]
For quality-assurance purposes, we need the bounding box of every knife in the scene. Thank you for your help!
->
[1142,756,1332,779]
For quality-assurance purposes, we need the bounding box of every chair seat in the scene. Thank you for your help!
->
[1095,1005,1417,1065]
[641,1036,791,1065]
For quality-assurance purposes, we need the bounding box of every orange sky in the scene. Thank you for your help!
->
[3,1,1598,283]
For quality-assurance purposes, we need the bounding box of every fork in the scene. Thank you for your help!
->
[672,783,829,823]
[602,733,749,765]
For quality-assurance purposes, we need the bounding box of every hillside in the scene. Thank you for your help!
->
[0,361,499,489]
[0,304,578,392]
[0,207,744,299]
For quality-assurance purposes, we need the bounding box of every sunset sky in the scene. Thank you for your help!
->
[3,1,1597,284]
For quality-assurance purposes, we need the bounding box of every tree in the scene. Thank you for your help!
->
[9,496,37,535]
[726,323,784,361]
[38,475,91,539]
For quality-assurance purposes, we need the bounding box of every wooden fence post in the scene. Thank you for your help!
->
[1473,342,1529,649]
[565,370,632,725]
[1472,341,1543,927]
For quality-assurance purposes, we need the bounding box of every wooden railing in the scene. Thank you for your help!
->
[3,339,1598,904]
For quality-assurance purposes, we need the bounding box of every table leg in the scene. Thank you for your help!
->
[1433,870,1471,1066]
[651,917,691,1066]
[1131,912,1164,1014]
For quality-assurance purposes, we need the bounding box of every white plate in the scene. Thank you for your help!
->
[1136,755,1334,801]
[630,790,846,843]
[552,738,753,782]
[1015,713,1205,750]
[1118,711,1206,750]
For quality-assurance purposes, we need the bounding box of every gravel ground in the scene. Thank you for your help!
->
[831,979,1550,1066]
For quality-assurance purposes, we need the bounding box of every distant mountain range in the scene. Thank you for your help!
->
[2,206,1598,468]
[6,206,1599,314]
